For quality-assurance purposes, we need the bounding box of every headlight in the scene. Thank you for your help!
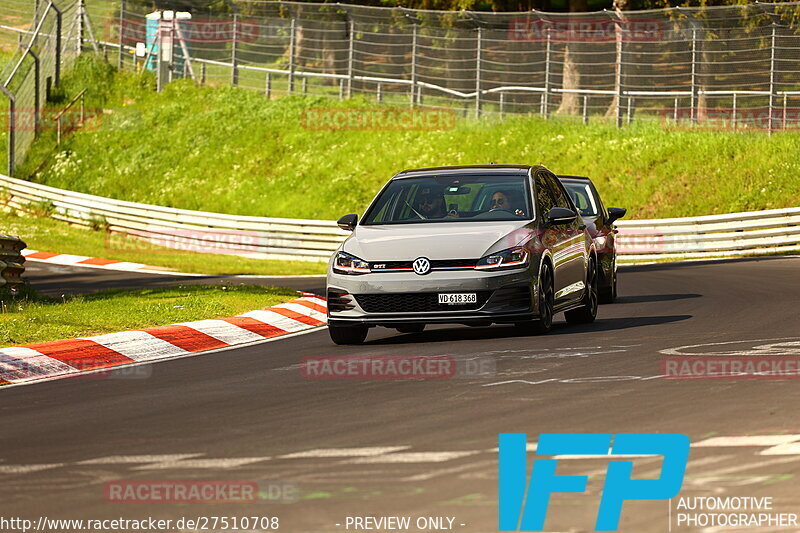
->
[333,252,370,275]
[475,247,529,270]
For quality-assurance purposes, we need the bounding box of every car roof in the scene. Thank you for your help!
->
[558,175,591,182]
[394,164,546,179]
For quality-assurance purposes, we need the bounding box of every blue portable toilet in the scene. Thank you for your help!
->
[145,11,193,76]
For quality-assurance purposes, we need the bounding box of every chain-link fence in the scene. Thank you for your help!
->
[0,0,81,175]
[2,1,800,175]
[80,1,800,131]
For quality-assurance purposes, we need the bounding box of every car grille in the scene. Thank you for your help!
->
[368,259,477,271]
[354,292,492,313]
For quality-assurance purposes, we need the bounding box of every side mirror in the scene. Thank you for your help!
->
[337,213,359,231]
[606,207,627,224]
[546,207,577,226]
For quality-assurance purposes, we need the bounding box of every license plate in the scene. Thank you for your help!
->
[438,293,477,305]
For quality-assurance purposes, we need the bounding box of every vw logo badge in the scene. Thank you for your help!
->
[413,257,431,275]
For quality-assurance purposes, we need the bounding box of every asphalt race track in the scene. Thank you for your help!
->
[2,256,800,532]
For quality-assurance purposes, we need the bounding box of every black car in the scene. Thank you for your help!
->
[559,176,626,303]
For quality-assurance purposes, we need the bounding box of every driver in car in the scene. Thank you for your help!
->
[491,191,526,217]
[417,186,459,219]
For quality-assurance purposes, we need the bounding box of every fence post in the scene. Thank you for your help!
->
[732,92,737,130]
[52,2,62,86]
[29,48,41,135]
[500,91,504,118]
[768,23,777,135]
[339,79,344,100]
[690,27,697,123]
[582,95,588,124]
[626,97,634,125]
[231,14,239,87]
[156,23,163,92]
[302,76,307,94]
[347,20,355,98]
[614,21,624,128]
[288,18,295,94]
[117,0,126,70]
[1,85,14,176]
[201,63,207,84]
[265,72,271,98]
[410,24,417,106]
[77,0,85,55]
[542,29,551,118]
[783,94,788,130]
[475,27,482,119]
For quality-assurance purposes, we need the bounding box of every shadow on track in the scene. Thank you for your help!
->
[365,314,692,345]
[620,254,796,273]
[615,293,701,304]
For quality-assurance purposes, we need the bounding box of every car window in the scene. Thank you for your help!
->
[534,173,556,217]
[362,175,532,225]
[562,181,599,217]
[544,173,574,211]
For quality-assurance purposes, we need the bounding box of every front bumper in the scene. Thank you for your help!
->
[327,268,537,327]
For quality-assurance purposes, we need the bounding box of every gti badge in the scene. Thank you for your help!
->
[413,257,431,275]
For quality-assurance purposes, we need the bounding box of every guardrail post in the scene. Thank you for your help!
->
[690,27,697,123]
[339,79,344,100]
[768,23,777,135]
[265,72,271,98]
[410,24,417,106]
[377,82,382,103]
[499,91,504,118]
[542,29,551,118]
[288,18,296,94]
[347,20,354,98]
[475,27,482,119]
[231,14,239,87]
[302,76,307,94]
[732,92,737,130]
[673,97,678,122]
[201,63,206,84]
[117,0,126,70]
[627,96,634,125]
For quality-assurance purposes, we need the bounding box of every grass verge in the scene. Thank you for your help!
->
[0,284,299,347]
[1,210,327,276]
[16,56,800,221]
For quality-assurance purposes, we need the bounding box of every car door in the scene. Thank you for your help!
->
[542,172,586,305]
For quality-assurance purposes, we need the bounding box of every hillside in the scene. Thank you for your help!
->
[15,57,800,221]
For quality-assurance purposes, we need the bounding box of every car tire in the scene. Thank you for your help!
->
[396,324,425,334]
[565,257,598,324]
[329,324,368,345]
[599,268,616,304]
[518,264,554,334]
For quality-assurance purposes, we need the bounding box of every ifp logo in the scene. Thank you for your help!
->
[498,433,689,531]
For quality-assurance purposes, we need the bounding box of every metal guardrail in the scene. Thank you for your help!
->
[0,173,349,262]
[0,233,27,292]
[615,208,800,262]
[0,173,797,264]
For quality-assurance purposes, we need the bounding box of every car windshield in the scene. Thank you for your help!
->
[362,175,533,225]
[561,180,599,217]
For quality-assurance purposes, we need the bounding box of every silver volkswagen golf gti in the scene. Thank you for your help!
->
[326,165,599,345]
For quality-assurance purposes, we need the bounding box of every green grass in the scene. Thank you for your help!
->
[13,55,800,222]
[0,210,327,275]
[0,284,298,347]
